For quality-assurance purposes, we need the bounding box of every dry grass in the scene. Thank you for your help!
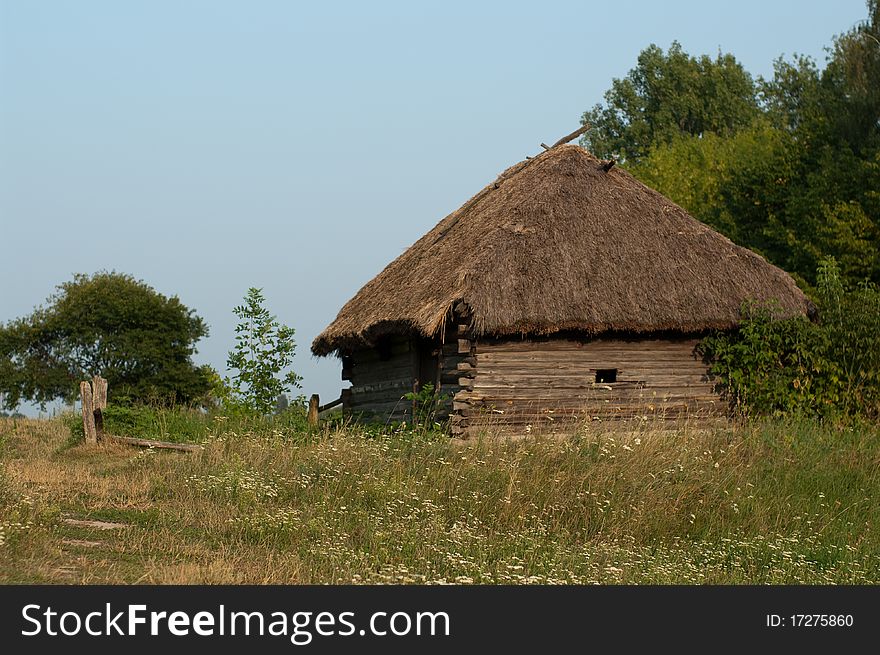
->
[1,415,878,584]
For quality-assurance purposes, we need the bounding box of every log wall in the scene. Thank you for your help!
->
[452,337,721,436]
[346,336,415,422]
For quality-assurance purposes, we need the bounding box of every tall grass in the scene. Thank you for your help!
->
[0,415,878,584]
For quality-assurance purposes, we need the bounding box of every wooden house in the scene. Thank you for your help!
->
[311,142,811,436]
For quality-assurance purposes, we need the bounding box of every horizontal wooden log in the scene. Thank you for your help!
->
[350,378,412,394]
[476,354,706,367]
[347,401,413,417]
[460,400,720,417]
[478,338,700,353]
[111,435,204,452]
[350,358,414,378]
[318,396,344,413]
[458,339,471,354]
[472,379,714,391]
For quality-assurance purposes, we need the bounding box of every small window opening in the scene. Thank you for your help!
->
[595,368,618,383]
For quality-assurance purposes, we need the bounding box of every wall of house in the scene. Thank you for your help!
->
[345,336,416,423]
[451,336,721,436]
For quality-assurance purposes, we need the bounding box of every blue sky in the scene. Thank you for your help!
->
[0,0,870,414]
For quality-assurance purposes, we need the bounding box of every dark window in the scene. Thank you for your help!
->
[595,368,617,383]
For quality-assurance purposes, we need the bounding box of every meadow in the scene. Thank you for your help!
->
[0,415,878,584]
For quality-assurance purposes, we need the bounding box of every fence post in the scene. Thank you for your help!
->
[308,394,320,427]
[92,376,108,441]
[80,381,97,444]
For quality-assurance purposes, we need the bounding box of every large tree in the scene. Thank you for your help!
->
[584,2,880,286]
[581,41,759,164]
[0,272,213,409]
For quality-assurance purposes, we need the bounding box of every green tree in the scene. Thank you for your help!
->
[0,272,212,409]
[588,2,880,286]
[222,288,302,415]
[581,41,759,163]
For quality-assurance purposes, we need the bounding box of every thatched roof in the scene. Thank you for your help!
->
[313,144,811,356]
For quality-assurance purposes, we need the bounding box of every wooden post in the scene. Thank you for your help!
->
[308,394,319,427]
[92,375,108,441]
[80,381,97,445]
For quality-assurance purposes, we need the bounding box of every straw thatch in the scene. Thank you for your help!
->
[312,144,810,356]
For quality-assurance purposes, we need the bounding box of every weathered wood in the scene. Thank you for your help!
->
[551,124,590,148]
[458,339,471,354]
[80,381,97,445]
[91,376,108,410]
[318,396,343,413]
[308,394,319,427]
[350,359,413,381]
[350,379,412,395]
[452,336,722,435]
[350,384,410,403]
[91,376,108,441]
[479,337,701,350]
[111,435,204,452]
[350,338,411,364]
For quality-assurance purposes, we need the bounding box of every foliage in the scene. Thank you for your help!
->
[0,272,213,410]
[64,404,210,444]
[582,3,880,287]
[221,288,302,415]
[402,382,449,431]
[581,41,759,164]
[699,259,880,418]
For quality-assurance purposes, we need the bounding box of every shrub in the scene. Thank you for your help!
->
[221,288,303,415]
[699,258,880,418]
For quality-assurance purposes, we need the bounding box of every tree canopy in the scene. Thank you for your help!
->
[0,272,213,409]
[581,41,760,164]
[581,1,880,287]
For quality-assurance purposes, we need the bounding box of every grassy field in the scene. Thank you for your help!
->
[0,415,878,584]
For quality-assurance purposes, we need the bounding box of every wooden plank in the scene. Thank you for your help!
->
[349,390,409,407]
[111,435,204,452]
[308,394,319,426]
[460,398,721,415]
[350,359,414,380]
[472,379,714,391]
[475,357,707,367]
[80,381,97,445]
[464,394,720,406]
[91,375,108,441]
[350,379,412,394]
[458,339,471,354]
[462,411,722,426]
[478,338,701,352]
[91,376,108,410]
[318,396,344,413]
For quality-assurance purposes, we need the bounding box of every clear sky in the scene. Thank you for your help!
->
[0,0,870,415]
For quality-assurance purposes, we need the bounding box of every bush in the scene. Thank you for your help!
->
[64,402,313,444]
[65,404,211,444]
[699,258,880,418]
